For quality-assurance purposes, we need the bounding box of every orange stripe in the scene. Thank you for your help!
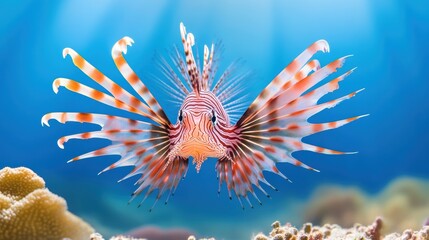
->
[270,137,284,143]
[264,146,276,153]
[254,152,264,161]
[114,100,125,108]
[272,76,281,85]
[111,84,122,96]
[67,81,80,91]
[315,146,324,153]
[91,90,104,100]
[118,39,126,46]
[130,129,142,134]
[148,98,157,106]
[61,113,67,123]
[129,107,139,114]
[285,59,299,74]
[287,124,299,130]
[114,56,125,67]
[288,99,298,106]
[73,55,85,69]
[124,141,137,147]
[348,116,358,122]
[128,119,138,126]
[243,162,252,175]
[258,88,268,99]
[312,124,323,132]
[163,175,170,183]
[91,69,104,83]
[143,154,153,163]
[106,129,120,134]
[128,73,139,84]
[268,127,281,132]
[281,81,292,90]
[81,132,91,139]
[136,149,147,156]
[293,141,302,149]
[130,96,141,108]
[149,162,163,178]
[295,71,305,81]
[290,109,306,117]
[94,148,105,155]
[139,86,149,94]
[76,113,93,122]
[308,60,318,69]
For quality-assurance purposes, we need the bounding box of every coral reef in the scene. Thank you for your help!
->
[253,218,429,240]
[0,167,94,240]
[303,177,429,234]
[90,232,145,240]
[3,166,426,240]
[90,230,211,240]
[187,236,215,240]
[90,232,214,240]
[124,226,195,240]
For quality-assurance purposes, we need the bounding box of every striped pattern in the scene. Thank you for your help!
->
[238,40,330,126]
[111,37,170,126]
[180,23,201,96]
[179,23,216,96]
[42,22,365,210]
[168,91,230,172]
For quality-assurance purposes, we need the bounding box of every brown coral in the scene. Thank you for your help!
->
[303,177,429,235]
[0,167,94,240]
[303,187,366,228]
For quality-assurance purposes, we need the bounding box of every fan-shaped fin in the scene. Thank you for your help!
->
[217,40,365,205]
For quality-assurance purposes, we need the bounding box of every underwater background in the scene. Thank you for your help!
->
[1,0,428,239]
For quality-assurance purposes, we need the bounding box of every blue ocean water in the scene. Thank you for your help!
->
[1,0,428,239]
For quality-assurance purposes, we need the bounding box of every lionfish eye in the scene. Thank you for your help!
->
[211,110,216,123]
[178,110,183,122]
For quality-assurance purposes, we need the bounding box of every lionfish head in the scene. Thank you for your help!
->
[169,91,229,172]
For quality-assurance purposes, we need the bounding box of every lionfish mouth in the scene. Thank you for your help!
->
[178,139,226,172]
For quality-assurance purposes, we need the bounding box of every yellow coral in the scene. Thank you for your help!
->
[0,167,94,240]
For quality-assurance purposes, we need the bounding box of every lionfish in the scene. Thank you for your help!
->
[42,23,365,209]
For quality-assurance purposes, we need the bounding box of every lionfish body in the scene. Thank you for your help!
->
[43,23,365,209]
